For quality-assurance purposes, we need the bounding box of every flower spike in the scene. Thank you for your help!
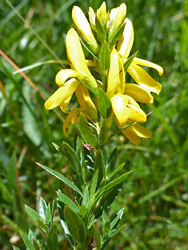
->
[45,3,163,145]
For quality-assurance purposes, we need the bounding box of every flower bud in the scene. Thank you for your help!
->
[108,3,127,43]
[66,28,98,95]
[72,6,99,54]
[96,2,107,25]
[117,18,134,60]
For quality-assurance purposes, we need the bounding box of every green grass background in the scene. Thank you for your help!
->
[0,0,188,249]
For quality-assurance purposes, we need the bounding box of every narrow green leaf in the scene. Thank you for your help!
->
[109,223,126,238]
[25,205,48,233]
[13,60,67,74]
[51,198,56,224]
[95,16,107,43]
[52,142,65,156]
[98,88,112,118]
[33,239,40,250]
[20,231,35,250]
[90,168,99,199]
[0,135,9,169]
[99,41,110,70]
[123,51,138,72]
[90,171,131,216]
[79,113,98,149]
[94,183,123,220]
[57,197,74,246]
[100,223,126,250]
[102,203,110,234]
[47,224,58,250]
[22,103,42,146]
[63,141,80,174]
[82,186,89,208]
[7,154,16,191]
[36,162,82,196]
[28,230,41,250]
[80,38,98,60]
[79,204,87,217]
[110,208,124,230]
[108,22,125,49]
[25,205,44,225]
[57,190,79,214]
[98,150,106,180]
[107,147,117,177]
[103,171,132,192]
[107,163,125,180]
[0,178,12,202]
[28,229,36,242]
[88,225,101,248]
[12,247,21,250]
[36,218,48,232]
[46,204,51,225]
[39,197,48,221]
[64,205,86,243]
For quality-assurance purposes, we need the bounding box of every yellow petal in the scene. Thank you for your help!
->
[63,108,82,137]
[110,3,126,30]
[110,8,118,21]
[111,94,147,126]
[128,64,162,94]
[59,95,72,113]
[123,94,140,109]
[121,124,152,145]
[108,4,126,45]
[72,6,99,54]
[111,94,129,125]
[125,104,147,123]
[86,60,97,67]
[125,83,154,103]
[44,79,80,110]
[131,124,152,138]
[88,7,95,26]
[133,57,163,76]
[55,69,80,86]
[121,126,141,145]
[117,18,134,60]
[75,85,98,121]
[66,28,98,92]
[66,28,89,75]
[117,55,125,94]
[96,2,107,24]
[107,49,119,98]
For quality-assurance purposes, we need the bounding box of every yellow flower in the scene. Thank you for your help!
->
[108,3,127,48]
[121,123,152,145]
[117,18,163,95]
[96,2,107,25]
[44,78,80,112]
[66,28,98,94]
[45,28,98,111]
[63,85,98,136]
[109,3,127,33]
[127,57,163,95]
[72,6,99,55]
[117,18,134,61]
[107,48,153,144]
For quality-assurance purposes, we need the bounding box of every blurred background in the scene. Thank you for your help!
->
[0,0,188,249]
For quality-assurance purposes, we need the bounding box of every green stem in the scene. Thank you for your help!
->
[102,72,108,92]
[98,113,113,146]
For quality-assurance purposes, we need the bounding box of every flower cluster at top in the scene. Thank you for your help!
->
[45,2,163,145]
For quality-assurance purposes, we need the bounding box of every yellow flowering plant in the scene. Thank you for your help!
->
[22,2,163,250]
